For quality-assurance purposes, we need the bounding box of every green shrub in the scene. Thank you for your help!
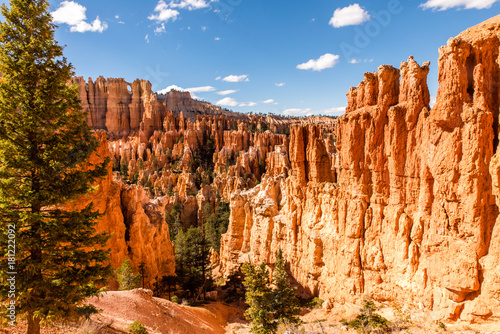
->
[115,258,141,290]
[126,321,148,334]
[342,299,390,334]
[171,295,179,304]
[310,297,324,309]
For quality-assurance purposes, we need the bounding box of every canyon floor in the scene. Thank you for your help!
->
[1,289,500,333]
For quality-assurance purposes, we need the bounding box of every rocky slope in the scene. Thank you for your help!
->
[218,15,500,323]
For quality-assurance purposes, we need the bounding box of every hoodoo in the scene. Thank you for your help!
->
[218,15,500,323]
[72,14,500,325]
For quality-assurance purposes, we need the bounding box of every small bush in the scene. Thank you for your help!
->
[342,299,390,334]
[171,295,179,303]
[391,302,412,331]
[310,297,324,309]
[116,258,141,290]
[126,321,148,334]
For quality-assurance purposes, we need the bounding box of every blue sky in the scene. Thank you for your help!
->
[45,0,499,116]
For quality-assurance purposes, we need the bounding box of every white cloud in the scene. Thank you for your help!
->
[155,23,166,33]
[275,82,285,87]
[430,95,437,107]
[297,53,340,71]
[222,74,249,82]
[283,108,312,116]
[350,58,360,64]
[145,34,150,43]
[70,16,107,33]
[214,37,221,41]
[329,3,370,28]
[217,90,238,95]
[420,0,498,9]
[217,97,239,107]
[157,84,186,95]
[262,99,275,104]
[215,76,222,80]
[201,26,207,31]
[239,102,257,107]
[148,0,217,32]
[52,1,86,25]
[283,106,345,116]
[115,15,120,19]
[157,84,214,99]
[52,1,108,33]
[169,0,212,10]
[322,107,346,115]
[185,86,216,93]
[148,1,180,22]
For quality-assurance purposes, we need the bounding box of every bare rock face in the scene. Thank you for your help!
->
[71,78,225,139]
[219,15,500,323]
[289,125,334,185]
[71,132,175,289]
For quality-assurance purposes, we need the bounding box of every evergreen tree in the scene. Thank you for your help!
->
[203,201,230,253]
[0,1,112,333]
[165,203,182,241]
[272,249,300,326]
[241,250,301,334]
[138,261,147,289]
[174,226,210,300]
[120,161,128,179]
[115,258,141,291]
[342,299,391,334]
[241,262,274,334]
[160,275,178,299]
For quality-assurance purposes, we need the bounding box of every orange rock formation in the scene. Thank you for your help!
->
[74,131,175,288]
[218,16,500,323]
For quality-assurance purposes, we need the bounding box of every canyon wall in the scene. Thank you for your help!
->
[71,76,232,139]
[73,131,175,288]
[219,16,500,323]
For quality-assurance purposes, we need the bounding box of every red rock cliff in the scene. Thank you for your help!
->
[73,131,175,289]
[219,15,500,323]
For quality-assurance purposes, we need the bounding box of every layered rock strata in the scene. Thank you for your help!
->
[219,16,500,323]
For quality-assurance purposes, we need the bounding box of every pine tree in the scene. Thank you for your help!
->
[138,261,147,289]
[203,201,230,253]
[116,259,141,291]
[241,250,301,334]
[174,226,210,300]
[241,262,275,334]
[0,1,111,333]
[272,249,300,326]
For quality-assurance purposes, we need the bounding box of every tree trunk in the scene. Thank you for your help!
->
[27,311,40,334]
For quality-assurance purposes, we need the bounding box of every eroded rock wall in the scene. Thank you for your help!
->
[71,77,227,139]
[219,16,500,323]
[73,131,175,289]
